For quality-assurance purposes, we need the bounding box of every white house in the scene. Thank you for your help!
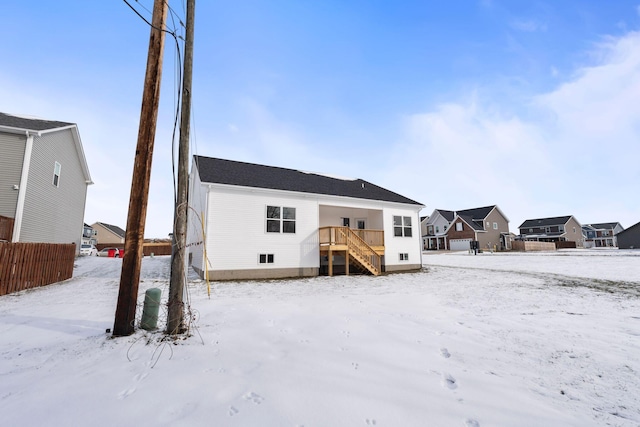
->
[187,156,425,280]
[0,112,92,252]
[422,209,454,250]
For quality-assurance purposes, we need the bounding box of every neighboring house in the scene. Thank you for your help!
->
[582,222,624,248]
[0,112,92,252]
[616,221,640,249]
[422,209,454,250]
[420,215,430,239]
[187,156,425,280]
[423,205,511,251]
[446,205,511,251]
[82,223,97,246]
[91,222,126,244]
[518,215,584,247]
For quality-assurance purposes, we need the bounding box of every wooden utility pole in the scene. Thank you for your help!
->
[113,0,168,337]
[167,0,195,335]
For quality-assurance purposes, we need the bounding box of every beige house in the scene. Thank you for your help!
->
[91,222,125,245]
[518,215,584,247]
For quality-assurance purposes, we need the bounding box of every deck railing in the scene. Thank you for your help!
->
[319,227,384,247]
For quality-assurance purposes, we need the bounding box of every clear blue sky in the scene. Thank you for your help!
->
[1,1,639,237]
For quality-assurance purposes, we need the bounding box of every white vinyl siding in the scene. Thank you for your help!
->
[0,133,26,218]
[205,186,319,272]
[194,181,423,277]
[384,209,421,270]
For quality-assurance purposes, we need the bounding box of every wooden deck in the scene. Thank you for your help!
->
[319,227,384,276]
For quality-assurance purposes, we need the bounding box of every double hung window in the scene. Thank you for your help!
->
[266,206,296,233]
[53,162,61,187]
[393,216,412,237]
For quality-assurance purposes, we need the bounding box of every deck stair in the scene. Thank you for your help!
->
[335,227,381,276]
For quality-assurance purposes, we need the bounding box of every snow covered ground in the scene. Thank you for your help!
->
[1,250,639,426]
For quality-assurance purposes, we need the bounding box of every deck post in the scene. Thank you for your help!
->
[345,250,349,276]
[328,248,333,277]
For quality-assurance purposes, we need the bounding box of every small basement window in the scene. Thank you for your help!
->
[399,253,409,261]
[259,254,274,264]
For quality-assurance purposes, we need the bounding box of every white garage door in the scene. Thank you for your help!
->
[449,239,472,251]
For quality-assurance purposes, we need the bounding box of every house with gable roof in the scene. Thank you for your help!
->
[446,205,511,251]
[422,209,454,250]
[518,215,584,247]
[422,205,511,251]
[90,222,126,245]
[187,156,425,280]
[582,222,624,248]
[0,112,92,251]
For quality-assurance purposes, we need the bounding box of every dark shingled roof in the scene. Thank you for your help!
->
[519,216,573,229]
[0,112,74,131]
[434,209,455,222]
[457,214,485,231]
[457,205,495,220]
[194,156,423,206]
[446,206,498,231]
[587,222,619,230]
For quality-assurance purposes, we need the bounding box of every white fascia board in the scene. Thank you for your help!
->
[0,125,41,136]
[206,183,425,211]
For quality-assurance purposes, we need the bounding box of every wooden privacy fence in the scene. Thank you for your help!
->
[95,242,172,256]
[0,242,76,296]
[143,243,172,256]
[0,215,14,241]
[512,241,557,252]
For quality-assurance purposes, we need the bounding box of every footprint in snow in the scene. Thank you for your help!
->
[243,392,264,404]
[228,406,239,416]
[133,372,148,382]
[365,419,377,425]
[442,373,457,390]
[440,348,451,358]
[117,388,136,400]
[464,419,480,427]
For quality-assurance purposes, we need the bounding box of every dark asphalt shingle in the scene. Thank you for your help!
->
[194,156,423,206]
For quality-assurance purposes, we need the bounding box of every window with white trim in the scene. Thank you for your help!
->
[456,222,463,231]
[266,206,296,233]
[53,162,61,187]
[393,216,412,237]
[493,222,498,230]
[399,253,409,261]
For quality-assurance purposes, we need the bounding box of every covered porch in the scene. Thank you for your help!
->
[318,205,385,276]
